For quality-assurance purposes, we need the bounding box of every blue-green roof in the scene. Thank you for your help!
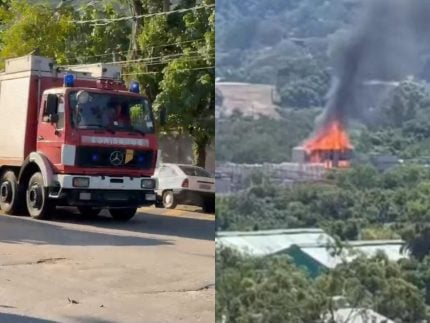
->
[216,228,333,256]
[217,229,408,273]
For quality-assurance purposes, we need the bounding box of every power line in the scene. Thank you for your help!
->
[118,57,214,71]
[58,51,193,67]
[121,66,215,76]
[119,55,214,69]
[63,38,207,62]
[71,4,214,25]
[118,53,214,66]
[60,53,214,70]
[126,55,214,66]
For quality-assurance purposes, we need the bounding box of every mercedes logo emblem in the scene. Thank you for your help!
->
[109,151,124,166]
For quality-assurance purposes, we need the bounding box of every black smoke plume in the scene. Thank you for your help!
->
[320,0,430,129]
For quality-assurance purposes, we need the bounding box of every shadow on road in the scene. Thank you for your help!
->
[0,206,214,246]
[128,210,214,241]
[0,212,171,247]
[0,313,56,323]
[71,317,116,323]
[50,207,215,241]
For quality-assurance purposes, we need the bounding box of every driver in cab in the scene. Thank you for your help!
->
[104,101,129,127]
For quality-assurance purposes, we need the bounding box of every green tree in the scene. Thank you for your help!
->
[381,80,430,127]
[133,14,171,102]
[404,226,430,261]
[403,256,430,305]
[155,0,214,167]
[318,254,427,322]
[122,0,174,102]
[0,0,130,66]
[216,110,319,164]
[276,57,330,109]
[70,1,130,64]
[123,0,166,59]
[216,248,325,323]
[0,0,75,66]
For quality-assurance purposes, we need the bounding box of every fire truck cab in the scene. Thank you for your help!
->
[0,55,159,221]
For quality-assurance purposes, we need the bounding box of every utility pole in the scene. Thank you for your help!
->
[127,0,144,60]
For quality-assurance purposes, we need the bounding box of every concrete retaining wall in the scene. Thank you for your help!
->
[158,134,215,173]
[216,162,327,194]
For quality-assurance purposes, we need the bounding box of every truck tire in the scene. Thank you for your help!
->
[0,170,22,215]
[202,198,215,213]
[162,190,177,209]
[154,196,164,208]
[109,208,137,221]
[154,201,163,208]
[26,172,54,220]
[78,206,101,218]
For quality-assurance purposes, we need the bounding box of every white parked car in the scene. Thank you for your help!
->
[153,163,215,213]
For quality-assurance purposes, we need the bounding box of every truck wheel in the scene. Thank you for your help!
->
[109,208,137,221]
[154,196,163,208]
[162,191,177,209]
[78,206,101,218]
[26,172,53,220]
[202,198,215,213]
[155,201,163,208]
[0,170,22,215]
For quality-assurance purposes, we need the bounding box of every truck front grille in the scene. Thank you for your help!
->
[75,146,154,169]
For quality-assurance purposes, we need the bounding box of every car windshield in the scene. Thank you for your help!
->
[179,165,212,178]
[69,91,154,133]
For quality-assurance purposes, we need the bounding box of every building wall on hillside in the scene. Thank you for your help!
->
[158,134,215,173]
[215,162,326,194]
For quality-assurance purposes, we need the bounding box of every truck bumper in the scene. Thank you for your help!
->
[49,174,156,207]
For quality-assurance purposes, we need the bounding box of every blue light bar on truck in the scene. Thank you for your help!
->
[64,74,74,87]
[129,81,140,93]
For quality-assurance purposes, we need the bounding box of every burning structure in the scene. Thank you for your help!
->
[293,121,353,168]
[291,0,430,169]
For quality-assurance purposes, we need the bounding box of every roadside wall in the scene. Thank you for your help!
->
[158,134,215,173]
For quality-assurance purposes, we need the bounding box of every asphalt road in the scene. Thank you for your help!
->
[0,206,215,323]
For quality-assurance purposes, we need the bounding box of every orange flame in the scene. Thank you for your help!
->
[303,120,352,168]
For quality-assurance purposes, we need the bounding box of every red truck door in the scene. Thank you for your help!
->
[36,94,66,167]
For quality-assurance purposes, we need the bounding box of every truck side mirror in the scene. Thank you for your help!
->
[46,94,58,124]
[159,106,167,126]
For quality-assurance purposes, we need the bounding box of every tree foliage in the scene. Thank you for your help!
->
[216,109,319,164]
[216,164,430,320]
[276,56,330,108]
[217,247,429,323]
[155,0,215,166]
[380,80,430,127]
[0,0,75,66]
[317,254,427,322]
[0,0,130,66]
[216,0,355,87]
[216,164,430,240]
[216,248,325,323]
[216,1,430,321]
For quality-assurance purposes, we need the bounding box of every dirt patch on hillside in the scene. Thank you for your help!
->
[216,82,281,119]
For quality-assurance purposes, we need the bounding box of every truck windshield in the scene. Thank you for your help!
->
[69,91,155,134]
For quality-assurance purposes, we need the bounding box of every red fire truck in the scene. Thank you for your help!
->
[0,55,161,221]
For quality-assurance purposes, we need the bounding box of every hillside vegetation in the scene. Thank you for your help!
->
[216,0,430,164]
[216,1,430,321]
